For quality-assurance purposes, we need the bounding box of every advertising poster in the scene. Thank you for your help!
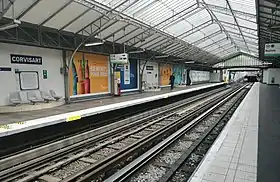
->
[160,64,173,86]
[173,65,184,85]
[140,61,159,87]
[69,52,109,96]
[123,63,130,85]
[190,70,210,83]
[116,59,138,90]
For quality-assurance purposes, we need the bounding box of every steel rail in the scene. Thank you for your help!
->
[103,84,249,182]
[158,84,251,182]
[0,87,228,182]
[67,85,244,182]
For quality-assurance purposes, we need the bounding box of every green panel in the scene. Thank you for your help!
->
[264,53,280,57]
[43,70,48,79]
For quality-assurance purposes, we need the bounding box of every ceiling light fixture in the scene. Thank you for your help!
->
[155,55,169,59]
[85,40,105,47]
[185,61,195,64]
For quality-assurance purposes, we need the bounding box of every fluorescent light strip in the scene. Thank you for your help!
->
[262,62,272,65]
[155,55,169,58]
[85,42,104,47]
[185,61,195,64]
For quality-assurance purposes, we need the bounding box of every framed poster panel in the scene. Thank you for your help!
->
[19,71,39,90]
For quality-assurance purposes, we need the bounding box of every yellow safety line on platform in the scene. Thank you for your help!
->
[16,122,25,125]
[0,124,10,129]
[66,115,82,122]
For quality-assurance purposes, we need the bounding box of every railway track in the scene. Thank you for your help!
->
[0,84,244,182]
[105,83,251,182]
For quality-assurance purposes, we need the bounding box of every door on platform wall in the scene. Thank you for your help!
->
[173,65,184,85]
[160,64,173,86]
[119,59,138,91]
[69,52,109,96]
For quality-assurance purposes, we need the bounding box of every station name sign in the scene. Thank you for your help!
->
[10,54,42,65]
[264,43,280,57]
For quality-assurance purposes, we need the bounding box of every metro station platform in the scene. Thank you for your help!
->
[0,83,224,137]
[189,83,280,182]
[189,83,259,182]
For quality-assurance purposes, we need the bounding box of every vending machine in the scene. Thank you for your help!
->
[114,71,121,96]
[110,53,129,96]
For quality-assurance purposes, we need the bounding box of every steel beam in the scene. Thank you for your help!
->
[119,0,140,12]
[59,8,91,31]
[16,0,42,20]
[130,35,162,47]
[233,37,258,47]
[119,4,199,46]
[177,20,212,38]
[259,15,280,24]
[211,44,234,53]
[152,41,175,52]
[114,27,142,42]
[76,0,222,63]
[161,7,202,30]
[163,45,186,55]
[224,0,250,52]
[205,7,256,24]
[220,20,257,32]
[39,0,74,27]
[192,30,223,46]
[154,42,180,52]
[200,2,256,18]
[74,0,130,35]
[212,46,236,55]
[200,0,238,53]
[102,24,130,40]
[169,47,189,56]
[144,38,169,50]
[168,46,200,58]
[199,37,228,50]
[0,0,14,20]
[227,30,258,40]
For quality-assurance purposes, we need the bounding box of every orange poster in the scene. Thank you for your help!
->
[69,52,109,96]
[160,64,173,86]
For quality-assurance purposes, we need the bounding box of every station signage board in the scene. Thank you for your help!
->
[264,43,280,57]
[110,53,129,64]
[0,67,11,71]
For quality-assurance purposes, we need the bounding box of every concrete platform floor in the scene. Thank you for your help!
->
[189,83,259,182]
[0,83,213,125]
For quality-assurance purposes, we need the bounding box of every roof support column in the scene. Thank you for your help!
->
[62,50,69,103]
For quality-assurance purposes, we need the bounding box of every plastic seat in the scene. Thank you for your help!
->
[27,91,41,105]
[49,90,62,101]
[40,91,55,103]
[9,92,22,105]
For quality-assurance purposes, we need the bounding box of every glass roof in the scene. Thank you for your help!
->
[89,0,259,59]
